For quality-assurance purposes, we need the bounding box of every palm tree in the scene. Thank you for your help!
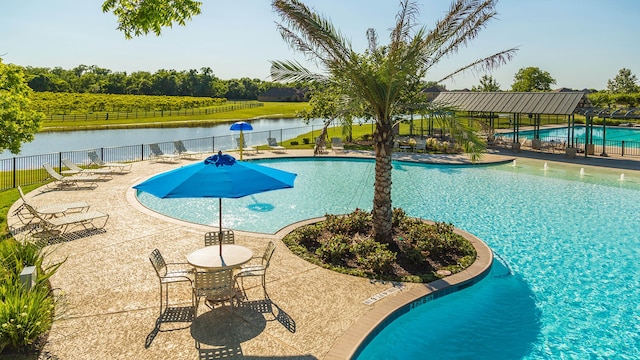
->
[271,0,516,243]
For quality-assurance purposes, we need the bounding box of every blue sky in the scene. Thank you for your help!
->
[1,0,639,91]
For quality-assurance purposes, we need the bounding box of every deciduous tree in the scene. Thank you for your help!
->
[511,67,555,92]
[0,59,44,154]
[607,68,639,94]
[471,74,500,91]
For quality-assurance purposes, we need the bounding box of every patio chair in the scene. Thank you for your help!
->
[43,163,99,190]
[23,202,108,235]
[314,136,327,155]
[87,151,132,173]
[235,138,257,155]
[13,186,90,227]
[331,137,345,153]
[193,269,238,314]
[234,241,275,298]
[266,137,287,153]
[61,158,113,179]
[173,140,201,159]
[204,230,235,247]
[149,143,180,163]
[149,249,194,318]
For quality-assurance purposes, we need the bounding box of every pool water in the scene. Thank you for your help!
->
[137,158,640,358]
[519,125,640,142]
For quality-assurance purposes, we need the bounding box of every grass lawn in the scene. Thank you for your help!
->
[41,102,310,131]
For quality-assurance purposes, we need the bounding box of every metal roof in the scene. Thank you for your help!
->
[432,92,590,115]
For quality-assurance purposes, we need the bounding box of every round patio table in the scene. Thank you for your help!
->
[186,244,253,270]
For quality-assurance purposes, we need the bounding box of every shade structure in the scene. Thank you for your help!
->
[230,121,253,160]
[133,152,296,254]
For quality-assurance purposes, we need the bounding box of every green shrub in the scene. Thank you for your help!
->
[0,239,64,353]
[315,234,351,264]
[302,138,310,144]
[290,141,299,145]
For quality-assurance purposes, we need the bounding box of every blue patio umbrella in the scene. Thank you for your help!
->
[133,152,296,255]
[230,121,253,160]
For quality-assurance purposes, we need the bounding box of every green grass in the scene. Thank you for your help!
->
[41,102,310,131]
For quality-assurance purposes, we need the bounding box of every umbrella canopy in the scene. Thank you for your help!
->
[230,121,253,160]
[229,121,253,131]
[133,152,296,254]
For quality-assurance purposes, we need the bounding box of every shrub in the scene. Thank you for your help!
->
[352,239,396,275]
[315,234,351,264]
[302,138,310,144]
[290,141,299,145]
[0,239,64,353]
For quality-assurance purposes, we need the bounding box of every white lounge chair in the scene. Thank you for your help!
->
[43,163,99,189]
[266,138,287,153]
[149,144,180,163]
[23,202,108,235]
[331,137,345,153]
[61,158,113,178]
[13,186,90,227]
[173,140,201,159]
[235,138,257,155]
[87,151,132,173]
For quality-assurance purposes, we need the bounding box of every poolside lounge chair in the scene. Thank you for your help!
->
[173,140,201,159]
[266,138,287,153]
[149,143,180,163]
[235,138,257,155]
[61,158,113,179]
[331,137,345,153]
[87,151,132,173]
[43,163,99,190]
[13,186,91,227]
[23,202,108,235]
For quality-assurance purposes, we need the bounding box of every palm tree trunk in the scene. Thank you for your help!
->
[372,118,394,243]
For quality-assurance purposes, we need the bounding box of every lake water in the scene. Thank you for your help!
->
[0,118,325,159]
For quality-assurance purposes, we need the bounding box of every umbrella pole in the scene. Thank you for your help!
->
[219,198,223,256]
[239,130,244,160]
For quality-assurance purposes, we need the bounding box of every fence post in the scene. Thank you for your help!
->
[212,136,215,153]
[58,153,63,172]
[141,144,145,161]
[622,141,625,157]
[12,157,16,188]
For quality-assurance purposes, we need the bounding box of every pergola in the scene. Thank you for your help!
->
[432,91,600,156]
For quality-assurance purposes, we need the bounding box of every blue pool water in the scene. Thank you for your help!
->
[136,158,640,358]
[519,125,640,142]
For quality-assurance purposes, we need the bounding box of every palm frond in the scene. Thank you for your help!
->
[269,60,327,83]
[390,0,421,46]
[436,48,517,83]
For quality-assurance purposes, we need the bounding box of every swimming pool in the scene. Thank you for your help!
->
[136,158,640,358]
[519,125,640,142]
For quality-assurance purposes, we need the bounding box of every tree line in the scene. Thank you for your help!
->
[21,64,307,100]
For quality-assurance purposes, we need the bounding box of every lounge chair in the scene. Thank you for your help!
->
[13,185,90,227]
[266,138,286,153]
[149,144,180,163]
[87,151,132,173]
[235,138,257,155]
[43,163,99,190]
[23,202,108,235]
[331,137,345,153]
[61,158,113,179]
[173,140,201,159]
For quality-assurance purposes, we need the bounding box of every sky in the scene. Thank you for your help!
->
[1,0,639,91]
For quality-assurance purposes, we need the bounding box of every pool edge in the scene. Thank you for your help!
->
[323,226,494,360]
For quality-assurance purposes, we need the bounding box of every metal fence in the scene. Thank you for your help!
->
[511,132,640,157]
[43,102,264,122]
[0,125,318,191]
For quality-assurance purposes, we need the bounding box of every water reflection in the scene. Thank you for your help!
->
[0,118,324,159]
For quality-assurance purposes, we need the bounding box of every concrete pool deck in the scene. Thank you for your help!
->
[8,148,640,359]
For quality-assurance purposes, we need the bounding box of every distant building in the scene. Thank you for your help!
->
[258,87,308,102]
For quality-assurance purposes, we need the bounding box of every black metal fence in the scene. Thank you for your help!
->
[43,102,264,122]
[0,125,317,191]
